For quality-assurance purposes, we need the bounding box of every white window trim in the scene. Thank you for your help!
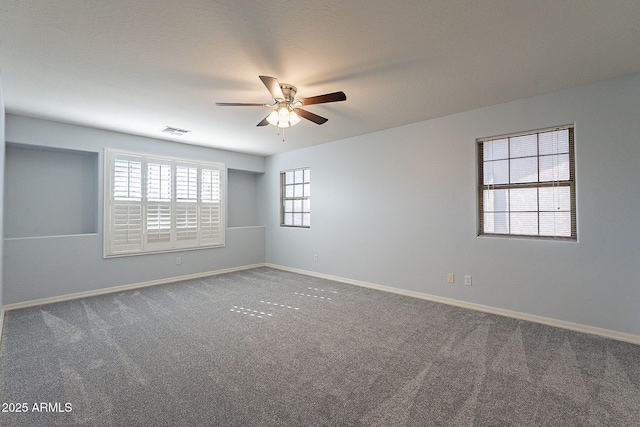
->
[104,148,226,257]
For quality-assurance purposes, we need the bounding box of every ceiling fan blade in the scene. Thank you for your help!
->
[259,75,285,101]
[296,108,328,125]
[298,91,346,106]
[256,115,270,126]
[216,102,265,106]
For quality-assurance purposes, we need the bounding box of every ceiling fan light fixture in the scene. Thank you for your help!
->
[266,106,301,128]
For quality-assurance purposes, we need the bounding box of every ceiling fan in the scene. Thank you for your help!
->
[216,76,346,129]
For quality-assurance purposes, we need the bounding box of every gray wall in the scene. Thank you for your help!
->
[5,144,98,238]
[228,170,259,227]
[3,115,266,304]
[259,73,640,336]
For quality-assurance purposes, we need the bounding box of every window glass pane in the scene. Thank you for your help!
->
[285,171,294,184]
[539,186,571,212]
[483,189,509,212]
[484,160,509,185]
[510,134,537,158]
[285,185,294,198]
[284,213,293,225]
[483,139,509,161]
[510,157,538,183]
[510,212,538,235]
[302,213,311,227]
[293,213,302,226]
[484,212,509,234]
[304,169,310,183]
[294,184,303,197]
[294,169,303,183]
[539,154,570,182]
[284,200,293,212]
[539,129,569,155]
[303,183,311,197]
[540,212,572,237]
[302,199,310,212]
[510,188,538,211]
[293,200,302,212]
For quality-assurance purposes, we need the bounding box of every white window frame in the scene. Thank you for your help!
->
[477,125,576,240]
[104,149,225,257]
[280,167,310,228]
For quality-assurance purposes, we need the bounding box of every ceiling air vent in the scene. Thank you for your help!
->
[161,126,191,136]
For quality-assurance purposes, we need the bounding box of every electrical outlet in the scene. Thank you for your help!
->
[314,254,318,262]
[176,257,182,265]
[465,275,472,286]
[447,273,455,283]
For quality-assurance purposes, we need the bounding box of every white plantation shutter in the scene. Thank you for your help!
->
[109,156,143,254]
[200,168,224,245]
[175,164,199,247]
[105,150,225,257]
[176,205,198,241]
[146,160,172,250]
[112,204,142,251]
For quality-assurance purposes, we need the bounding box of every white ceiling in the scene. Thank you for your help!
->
[1,1,640,156]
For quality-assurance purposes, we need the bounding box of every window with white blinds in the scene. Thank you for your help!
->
[477,125,576,240]
[105,149,225,257]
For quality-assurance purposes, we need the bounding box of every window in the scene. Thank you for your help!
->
[478,125,576,240]
[281,168,310,227]
[105,149,225,257]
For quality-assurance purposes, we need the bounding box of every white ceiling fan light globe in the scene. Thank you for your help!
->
[279,120,291,128]
[278,106,290,121]
[266,109,279,126]
[289,110,301,126]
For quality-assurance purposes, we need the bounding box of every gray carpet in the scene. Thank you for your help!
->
[1,267,639,426]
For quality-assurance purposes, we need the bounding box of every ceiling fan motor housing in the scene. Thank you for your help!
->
[279,84,297,102]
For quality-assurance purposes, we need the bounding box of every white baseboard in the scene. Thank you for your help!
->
[267,263,640,346]
[3,263,267,312]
